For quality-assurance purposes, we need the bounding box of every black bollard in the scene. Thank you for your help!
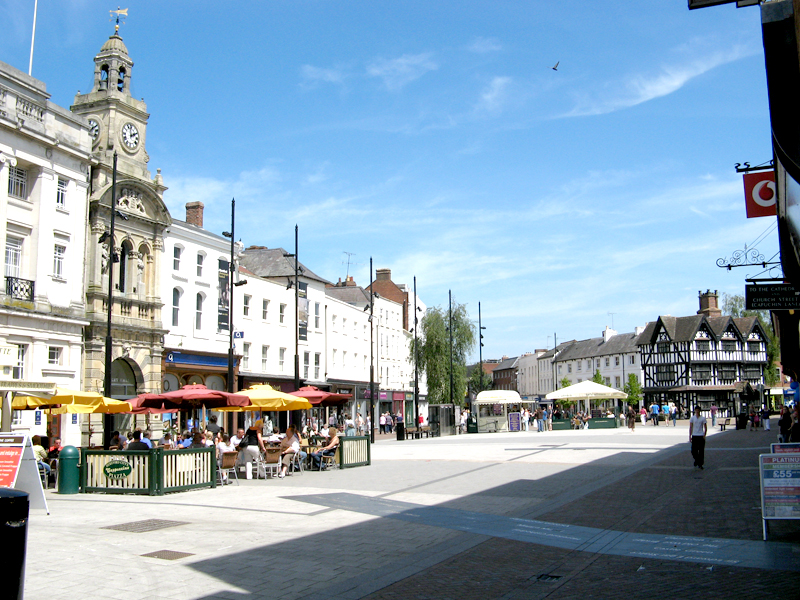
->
[0,488,29,600]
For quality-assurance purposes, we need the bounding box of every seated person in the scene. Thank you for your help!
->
[32,435,51,475]
[189,432,206,449]
[278,425,301,479]
[217,433,236,457]
[205,414,221,435]
[311,427,339,470]
[266,427,283,444]
[178,431,193,448]
[127,430,150,451]
[141,430,153,448]
[48,437,63,459]
[159,433,175,449]
[230,428,245,448]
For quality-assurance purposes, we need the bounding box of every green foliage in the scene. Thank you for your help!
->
[592,369,603,384]
[722,293,780,386]
[411,299,476,405]
[623,373,643,406]
[467,364,493,396]
[559,376,571,389]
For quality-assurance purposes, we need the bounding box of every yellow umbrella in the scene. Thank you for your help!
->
[217,384,312,412]
[12,387,130,413]
[49,397,132,414]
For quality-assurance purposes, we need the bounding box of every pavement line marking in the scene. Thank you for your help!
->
[289,492,800,572]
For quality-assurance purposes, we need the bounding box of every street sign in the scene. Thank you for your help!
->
[745,283,800,310]
[744,171,777,218]
[688,0,735,8]
[233,331,244,339]
[771,443,800,453]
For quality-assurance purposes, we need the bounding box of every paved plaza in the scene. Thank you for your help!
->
[26,423,800,600]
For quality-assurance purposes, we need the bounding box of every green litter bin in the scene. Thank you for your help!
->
[467,415,478,434]
[57,446,80,494]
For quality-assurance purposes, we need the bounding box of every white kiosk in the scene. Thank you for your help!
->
[474,390,523,433]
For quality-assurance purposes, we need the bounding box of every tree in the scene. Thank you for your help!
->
[411,298,476,405]
[559,376,571,389]
[623,373,643,407]
[722,293,780,386]
[557,377,576,411]
[592,369,603,384]
[467,364,492,397]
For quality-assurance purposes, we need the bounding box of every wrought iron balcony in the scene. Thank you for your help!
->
[5,276,34,302]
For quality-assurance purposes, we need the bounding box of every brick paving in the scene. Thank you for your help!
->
[363,428,800,600]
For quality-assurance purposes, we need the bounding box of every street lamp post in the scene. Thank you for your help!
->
[102,152,119,449]
[294,225,300,392]
[369,257,375,443]
[478,301,486,392]
[413,276,418,427]
[223,198,247,395]
[449,289,454,405]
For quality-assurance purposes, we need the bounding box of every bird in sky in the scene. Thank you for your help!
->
[552,61,559,71]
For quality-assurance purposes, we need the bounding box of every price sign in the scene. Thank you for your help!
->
[760,454,800,520]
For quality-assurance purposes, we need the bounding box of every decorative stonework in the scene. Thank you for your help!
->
[117,187,146,215]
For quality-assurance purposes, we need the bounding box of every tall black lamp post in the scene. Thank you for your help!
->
[478,301,486,392]
[102,152,119,449]
[413,276,419,427]
[449,289,454,405]
[223,198,247,395]
[369,257,375,443]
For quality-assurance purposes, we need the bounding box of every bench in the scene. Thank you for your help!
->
[419,426,432,438]
[719,418,731,431]
[404,427,418,439]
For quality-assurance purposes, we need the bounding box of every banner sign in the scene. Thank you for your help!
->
[744,171,777,218]
[298,282,308,341]
[217,258,230,331]
[745,283,800,310]
[0,434,48,512]
[508,412,521,432]
[760,454,800,520]
[772,443,800,454]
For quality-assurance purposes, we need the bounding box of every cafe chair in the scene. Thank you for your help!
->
[319,446,339,471]
[289,451,304,475]
[262,448,281,479]
[217,451,239,486]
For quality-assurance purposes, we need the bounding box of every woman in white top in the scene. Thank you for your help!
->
[278,425,301,479]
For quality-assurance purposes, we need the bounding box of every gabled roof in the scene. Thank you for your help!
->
[239,246,330,285]
[494,356,519,371]
[733,316,762,338]
[636,313,764,346]
[538,341,577,360]
[325,286,371,305]
[553,332,640,363]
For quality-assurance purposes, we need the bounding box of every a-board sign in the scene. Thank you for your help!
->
[0,434,48,513]
[0,434,25,487]
[508,412,521,432]
[103,459,132,480]
[760,454,800,520]
[771,443,800,454]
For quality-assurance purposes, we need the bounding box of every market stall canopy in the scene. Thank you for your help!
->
[217,384,312,412]
[12,387,130,412]
[137,384,249,410]
[475,390,523,404]
[289,385,351,406]
[545,380,628,401]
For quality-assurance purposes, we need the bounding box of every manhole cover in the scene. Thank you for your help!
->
[102,519,189,533]
[536,574,563,582]
[141,550,194,561]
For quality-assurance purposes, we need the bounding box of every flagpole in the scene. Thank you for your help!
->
[28,0,38,75]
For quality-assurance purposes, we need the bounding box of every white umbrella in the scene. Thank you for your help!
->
[546,380,627,413]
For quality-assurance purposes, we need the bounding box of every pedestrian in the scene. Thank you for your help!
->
[640,406,646,425]
[761,406,771,432]
[710,404,718,428]
[670,404,678,427]
[778,406,792,443]
[650,402,660,426]
[627,406,636,431]
[379,412,386,434]
[689,406,707,470]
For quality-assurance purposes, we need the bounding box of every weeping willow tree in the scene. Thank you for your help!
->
[411,298,476,405]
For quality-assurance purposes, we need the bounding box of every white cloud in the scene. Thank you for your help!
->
[300,64,346,88]
[563,45,757,117]
[469,37,502,53]
[366,53,438,91]
[476,76,512,113]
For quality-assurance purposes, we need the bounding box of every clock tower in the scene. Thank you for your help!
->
[72,23,171,401]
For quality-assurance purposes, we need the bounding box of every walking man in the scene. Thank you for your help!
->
[651,402,660,426]
[689,406,708,470]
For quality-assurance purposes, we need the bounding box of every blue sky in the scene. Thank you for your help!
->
[1,0,779,360]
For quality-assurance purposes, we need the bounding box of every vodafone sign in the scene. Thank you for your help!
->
[744,171,776,218]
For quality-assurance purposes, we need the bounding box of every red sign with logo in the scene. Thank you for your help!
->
[0,435,25,488]
[744,171,777,218]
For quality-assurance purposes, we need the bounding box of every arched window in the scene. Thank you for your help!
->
[172,288,181,326]
[117,67,126,92]
[118,242,131,292]
[99,64,109,91]
[195,293,203,330]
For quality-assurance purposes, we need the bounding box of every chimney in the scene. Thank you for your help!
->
[185,201,204,228]
[346,276,356,287]
[697,289,722,318]
[376,268,391,281]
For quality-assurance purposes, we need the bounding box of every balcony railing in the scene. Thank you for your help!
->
[5,276,34,302]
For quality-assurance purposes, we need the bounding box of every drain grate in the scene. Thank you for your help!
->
[537,574,563,583]
[102,519,189,533]
[141,550,194,561]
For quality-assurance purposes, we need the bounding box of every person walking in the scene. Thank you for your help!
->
[761,406,771,432]
[710,404,718,428]
[650,402,660,426]
[670,404,678,427]
[778,406,792,443]
[689,406,708,470]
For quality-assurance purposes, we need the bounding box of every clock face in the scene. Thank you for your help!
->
[121,122,139,150]
[88,119,100,143]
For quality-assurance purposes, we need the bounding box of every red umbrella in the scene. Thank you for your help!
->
[289,385,351,406]
[127,396,178,415]
[137,384,250,410]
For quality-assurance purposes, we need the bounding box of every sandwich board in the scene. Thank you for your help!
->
[0,434,49,514]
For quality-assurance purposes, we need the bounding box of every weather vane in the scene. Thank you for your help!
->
[110,7,128,34]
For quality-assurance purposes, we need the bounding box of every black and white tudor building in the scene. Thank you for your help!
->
[636,291,767,414]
